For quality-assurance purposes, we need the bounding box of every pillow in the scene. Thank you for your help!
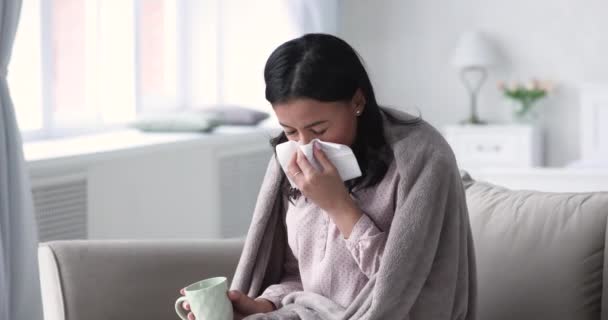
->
[462,172,608,320]
[202,105,269,126]
[130,112,219,133]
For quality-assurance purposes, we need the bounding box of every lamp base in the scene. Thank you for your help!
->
[459,67,488,126]
[460,118,487,125]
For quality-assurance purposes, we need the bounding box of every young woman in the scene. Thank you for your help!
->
[181,33,476,320]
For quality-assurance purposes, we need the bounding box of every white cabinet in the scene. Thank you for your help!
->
[443,125,543,170]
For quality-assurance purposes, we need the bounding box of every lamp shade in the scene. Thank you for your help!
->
[450,31,499,68]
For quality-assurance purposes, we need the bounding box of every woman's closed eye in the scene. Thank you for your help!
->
[285,129,327,136]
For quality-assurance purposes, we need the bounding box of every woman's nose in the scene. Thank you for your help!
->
[298,132,314,145]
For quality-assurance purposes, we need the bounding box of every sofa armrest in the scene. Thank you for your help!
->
[38,239,244,320]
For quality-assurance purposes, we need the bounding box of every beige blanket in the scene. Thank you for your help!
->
[231,108,477,319]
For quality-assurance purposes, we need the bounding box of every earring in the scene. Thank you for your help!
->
[355,110,362,116]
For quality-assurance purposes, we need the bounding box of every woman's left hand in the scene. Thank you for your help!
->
[287,142,362,224]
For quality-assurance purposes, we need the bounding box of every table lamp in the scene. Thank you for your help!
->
[451,31,499,124]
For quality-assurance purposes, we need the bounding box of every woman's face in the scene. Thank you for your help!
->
[273,95,364,146]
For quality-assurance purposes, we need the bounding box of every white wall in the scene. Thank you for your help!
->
[339,0,608,166]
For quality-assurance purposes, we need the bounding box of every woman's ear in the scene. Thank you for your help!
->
[351,89,366,114]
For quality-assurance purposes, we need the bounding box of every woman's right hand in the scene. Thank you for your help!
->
[179,289,275,320]
[179,288,196,320]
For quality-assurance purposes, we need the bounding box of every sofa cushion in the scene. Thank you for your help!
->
[202,105,270,126]
[130,112,220,133]
[463,172,608,320]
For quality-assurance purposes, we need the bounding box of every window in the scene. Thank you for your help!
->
[10,0,182,139]
[10,0,306,140]
[137,0,180,111]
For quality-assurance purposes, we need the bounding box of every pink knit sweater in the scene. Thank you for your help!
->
[258,160,399,308]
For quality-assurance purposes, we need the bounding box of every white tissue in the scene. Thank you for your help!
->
[275,138,362,188]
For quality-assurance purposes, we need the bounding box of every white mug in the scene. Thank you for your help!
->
[175,277,233,320]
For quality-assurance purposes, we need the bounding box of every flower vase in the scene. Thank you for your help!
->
[512,102,539,124]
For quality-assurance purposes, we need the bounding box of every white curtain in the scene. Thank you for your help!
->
[0,0,43,319]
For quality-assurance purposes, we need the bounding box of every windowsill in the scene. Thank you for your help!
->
[24,125,281,171]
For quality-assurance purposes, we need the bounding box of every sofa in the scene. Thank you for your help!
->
[38,174,608,320]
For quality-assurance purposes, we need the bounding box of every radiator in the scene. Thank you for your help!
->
[218,146,273,238]
[27,130,274,240]
[31,172,88,242]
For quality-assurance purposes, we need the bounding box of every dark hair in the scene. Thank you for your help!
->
[264,33,416,200]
